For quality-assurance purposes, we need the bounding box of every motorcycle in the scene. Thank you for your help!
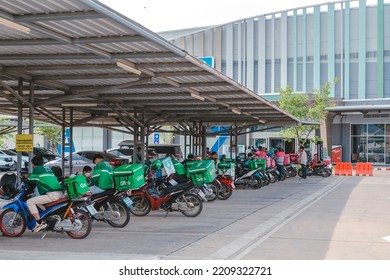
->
[170,172,218,202]
[0,184,92,239]
[196,182,218,202]
[81,188,132,228]
[264,166,279,183]
[128,177,203,217]
[235,156,267,188]
[215,175,234,200]
[298,160,332,177]
[285,163,298,177]
[0,172,18,209]
[234,167,264,189]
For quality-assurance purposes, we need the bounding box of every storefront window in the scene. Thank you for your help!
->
[367,136,384,163]
[351,136,366,162]
[367,124,384,136]
[351,124,389,164]
[351,124,367,136]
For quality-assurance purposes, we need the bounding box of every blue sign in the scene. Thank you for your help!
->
[154,133,160,144]
[210,126,229,153]
[198,56,215,68]
[57,128,76,155]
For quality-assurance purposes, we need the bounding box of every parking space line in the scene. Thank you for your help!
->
[208,177,346,260]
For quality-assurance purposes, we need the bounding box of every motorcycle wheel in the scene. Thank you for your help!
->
[106,201,131,228]
[287,166,297,177]
[262,173,270,186]
[298,169,303,178]
[129,195,151,216]
[280,170,287,181]
[269,171,278,183]
[249,177,263,189]
[0,209,26,237]
[179,193,203,217]
[217,182,233,200]
[66,209,92,239]
[205,184,218,202]
[321,167,332,177]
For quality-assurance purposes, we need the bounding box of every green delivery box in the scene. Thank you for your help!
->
[187,160,216,186]
[250,159,266,171]
[113,164,145,190]
[185,160,198,178]
[64,175,90,199]
[161,157,176,177]
[217,160,235,177]
[172,158,186,176]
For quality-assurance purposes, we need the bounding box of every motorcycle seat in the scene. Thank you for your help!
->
[159,181,193,196]
[43,197,69,208]
[91,188,116,200]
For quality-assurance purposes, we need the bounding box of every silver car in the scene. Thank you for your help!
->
[106,147,159,163]
[0,155,15,171]
[0,149,29,170]
[44,150,128,177]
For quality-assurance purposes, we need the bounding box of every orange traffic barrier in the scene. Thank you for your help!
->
[355,162,364,176]
[335,162,353,176]
[334,162,342,175]
[367,162,373,176]
[355,162,373,176]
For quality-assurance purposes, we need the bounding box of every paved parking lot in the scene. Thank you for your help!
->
[1,171,390,260]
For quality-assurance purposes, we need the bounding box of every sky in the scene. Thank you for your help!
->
[98,0,348,32]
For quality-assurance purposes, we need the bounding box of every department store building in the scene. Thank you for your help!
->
[159,0,390,164]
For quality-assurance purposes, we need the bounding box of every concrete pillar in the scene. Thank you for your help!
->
[320,112,337,157]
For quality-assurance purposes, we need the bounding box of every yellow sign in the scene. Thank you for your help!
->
[16,134,33,152]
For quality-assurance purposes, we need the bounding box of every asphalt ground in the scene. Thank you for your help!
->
[1,171,390,260]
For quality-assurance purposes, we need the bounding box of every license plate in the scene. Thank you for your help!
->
[86,204,98,216]
[122,196,134,208]
[197,190,207,201]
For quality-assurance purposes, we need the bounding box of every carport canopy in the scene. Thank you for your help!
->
[0,0,302,136]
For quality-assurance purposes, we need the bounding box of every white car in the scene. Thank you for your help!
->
[0,149,29,170]
[0,155,16,171]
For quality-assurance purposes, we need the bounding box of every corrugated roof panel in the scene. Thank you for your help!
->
[91,40,165,54]
[0,0,300,128]
[27,67,121,76]
[0,44,83,55]
[0,0,89,14]
[37,18,137,38]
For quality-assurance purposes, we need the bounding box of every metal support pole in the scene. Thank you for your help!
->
[61,108,66,175]
[132,110,139,164]
[28,81,34,174]
[69,107,74,175]
[229,129,233,159]
[17,79,23,186]
[201,124,207,159]
[141,109,145,164]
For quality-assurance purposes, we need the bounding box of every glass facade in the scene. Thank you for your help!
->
[169,1,390,100]
[164,1,390,164]
[351,123,390,164]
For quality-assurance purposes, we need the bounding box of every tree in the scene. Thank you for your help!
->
[0,115,14,148]
[34,123,62,152]
[277,81,336,146]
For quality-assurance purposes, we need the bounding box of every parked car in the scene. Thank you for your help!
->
[9,147,60,163]
[106,147,158,163]
[148,144,184,161]
[0,155,16,171]
[1,149,29,170]
[117,140,184,161]
[44,150,128,178]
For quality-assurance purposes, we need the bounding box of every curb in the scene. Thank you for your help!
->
[373,168,390,171]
